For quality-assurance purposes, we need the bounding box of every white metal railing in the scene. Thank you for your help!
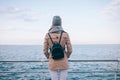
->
[0,59,120,80]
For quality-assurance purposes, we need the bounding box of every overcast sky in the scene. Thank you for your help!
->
[0,0,120,45]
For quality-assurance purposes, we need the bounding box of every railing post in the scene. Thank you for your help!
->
[41,60,45,80]
[115,59,120,80]
[115,72,117,80]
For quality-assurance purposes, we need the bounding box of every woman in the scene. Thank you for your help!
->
[43,16,72,80]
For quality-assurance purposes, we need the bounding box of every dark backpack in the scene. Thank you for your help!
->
[48,31,64,60]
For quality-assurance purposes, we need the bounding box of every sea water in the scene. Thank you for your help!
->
[0,44,120,80]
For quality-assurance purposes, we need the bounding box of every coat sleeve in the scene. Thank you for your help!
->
[65,33,72,58]
[43,33,50,59]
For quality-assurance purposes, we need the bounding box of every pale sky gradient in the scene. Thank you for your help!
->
[0,0,120,45]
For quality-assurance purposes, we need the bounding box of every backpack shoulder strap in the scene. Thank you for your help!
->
[59,31,64,43]
[48,33,54,44]
[48,31,64,44]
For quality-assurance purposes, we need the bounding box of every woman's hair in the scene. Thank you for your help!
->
[52,16,62,26]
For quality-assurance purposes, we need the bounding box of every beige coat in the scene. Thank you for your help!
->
[43,32,72,70]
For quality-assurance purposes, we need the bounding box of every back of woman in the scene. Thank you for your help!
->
[43,16,72,80]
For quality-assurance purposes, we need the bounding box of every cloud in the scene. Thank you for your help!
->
[0,7,23,14]
[18,13,41,22]
[0,7,41,22]
[0,26,16,31]
[101,0,120,20]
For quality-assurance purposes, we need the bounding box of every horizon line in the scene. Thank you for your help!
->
[0,43,120,45]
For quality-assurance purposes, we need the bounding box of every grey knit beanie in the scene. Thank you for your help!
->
[52,16,62,26]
